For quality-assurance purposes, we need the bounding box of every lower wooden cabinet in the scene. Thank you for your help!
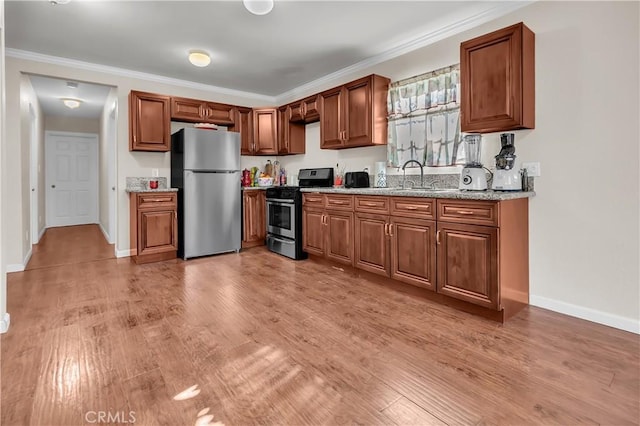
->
[354,212,436,290]
[303,193,529,320]
[302,195,354,265]
[129,192,177,264]
[436,222,498,309]
[242,190,266,248]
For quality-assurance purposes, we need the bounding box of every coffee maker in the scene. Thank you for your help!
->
[459,134,488,191]
[492,133,523,191]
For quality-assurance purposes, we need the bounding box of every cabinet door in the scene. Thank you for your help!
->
[253,108,278,155]
[390,217,436,291]
[233,107,254,155]
[170,97,206,122]
[138,209,177,255]
[288,101,304,123]
[303,208,325,256]
[354,213,389,276]
[344,77,372,147]
[129,91,171,151]
[326,211,353,265]
[437,222,498,309]
[460,23,534,133]
[302,94,320,122]
[320,87,344,149]
[278,106,290,155]
[205,102,235,125]
[243,190,266,244]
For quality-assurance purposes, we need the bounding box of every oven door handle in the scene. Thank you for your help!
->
[268,235,296,245]
[266,198,295,204]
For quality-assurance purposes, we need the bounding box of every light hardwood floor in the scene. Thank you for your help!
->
[2,226,639,425]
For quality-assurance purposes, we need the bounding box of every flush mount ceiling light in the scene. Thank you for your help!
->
[61,98,82,109]
[49,0,71,5]
[188,51,211,67]
[243,0,274,15]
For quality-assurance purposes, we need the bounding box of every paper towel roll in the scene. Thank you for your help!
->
[374,161,387,188]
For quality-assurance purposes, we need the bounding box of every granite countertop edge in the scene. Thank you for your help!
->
[299,187,535,201]
[242,186,270,191]
[125,188,180,193]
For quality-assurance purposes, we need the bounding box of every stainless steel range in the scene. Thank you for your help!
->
[265,167,333,260]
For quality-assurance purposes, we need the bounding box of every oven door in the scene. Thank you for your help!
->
[266,198,296,240]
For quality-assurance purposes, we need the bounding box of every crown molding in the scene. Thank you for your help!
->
[7,1,534,106]
[5,48,277,104]
[275,1,535,104]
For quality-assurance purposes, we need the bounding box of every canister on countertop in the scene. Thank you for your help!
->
[273,161,280,186]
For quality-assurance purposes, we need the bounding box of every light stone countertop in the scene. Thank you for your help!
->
[300,187,535,201]
[242,186,270,190]
[125,188,179,193]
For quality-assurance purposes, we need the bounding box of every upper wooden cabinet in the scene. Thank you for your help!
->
[170,96,235,125]
[278,106,305,155]
[460,22,535,133]
[129,91,171,152]
[320,74,390,149]
[289,94,320,124]
[232,107,254,156]
[252,108,278,155]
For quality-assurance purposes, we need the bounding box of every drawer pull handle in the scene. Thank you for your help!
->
[436,230,441,244]
[384,223,389,236]
[456,210,475,215]
[362,202,378,207]
[330,200,347,205]
[405,206,419,210]
[145,199,169,202]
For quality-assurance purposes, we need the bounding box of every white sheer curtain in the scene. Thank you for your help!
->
[387,64,464,167]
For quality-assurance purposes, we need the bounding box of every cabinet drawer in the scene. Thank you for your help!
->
[437,199,498,226]
[355,196,389,214]
[326,194,354,211]
[136,193,177,209]
[303,193,325,208]
[390,197,435,219]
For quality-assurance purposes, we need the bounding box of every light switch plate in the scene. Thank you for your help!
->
[522,162,541,177]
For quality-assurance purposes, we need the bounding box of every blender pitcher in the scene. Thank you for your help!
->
[463,134,482,167]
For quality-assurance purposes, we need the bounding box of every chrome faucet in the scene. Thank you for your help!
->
[401,160,424,188]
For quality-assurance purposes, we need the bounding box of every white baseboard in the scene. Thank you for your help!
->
[0,313,10,334]
[530,295,640,334]
[6,246,33,273]
[99,223,112,244]
[116,249,134,258]
[37,226,46,243]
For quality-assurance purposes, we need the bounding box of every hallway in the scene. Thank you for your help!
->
[26,224,115,270]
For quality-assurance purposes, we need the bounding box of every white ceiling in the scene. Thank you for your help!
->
[28,74,113,119]
[6,0,522,101]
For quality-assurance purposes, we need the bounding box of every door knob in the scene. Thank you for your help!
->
[31,188,35,192]
[51,185,56,188]
[112,187,116,191]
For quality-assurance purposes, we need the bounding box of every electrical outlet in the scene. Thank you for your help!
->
[152,168,159,177]
[25,230,29,241]
[522,162,541,177]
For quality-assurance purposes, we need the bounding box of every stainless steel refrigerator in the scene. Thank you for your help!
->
[171,128,241,259]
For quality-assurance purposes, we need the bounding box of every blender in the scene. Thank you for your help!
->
[492,133,523,191]
[459,134,489,191]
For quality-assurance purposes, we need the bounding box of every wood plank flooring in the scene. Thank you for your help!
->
[2,226,639,425]
[26,224,115,270]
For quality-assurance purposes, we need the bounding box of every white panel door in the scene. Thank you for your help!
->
[46,132,98,227]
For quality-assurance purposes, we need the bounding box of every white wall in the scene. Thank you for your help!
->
[99,88,117,243]
[0,0,8,332]
[45,115,100,133]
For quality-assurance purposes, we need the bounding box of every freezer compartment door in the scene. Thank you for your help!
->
[183,170,241,258]
[182,128,240,171]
